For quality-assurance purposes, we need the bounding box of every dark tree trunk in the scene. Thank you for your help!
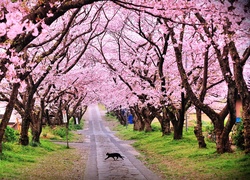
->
[45,109,51,125]
[228,41,250,154]
[215,122,232,153]
[161,118,171,135]
[170,92,187,140]
[31,110,43,145]
[31,129,41,144]
[75,105,87,123]
[56,99,66,125]
[141,106,155,132]
[172,113,185,140]
[144,119,152,132]
[192,14,243,153]
[194,108,206,148]
[19,114,31,146]
[131,106,145,131]
[0,83,20,154]
[217,85,238,153]
[19,90,35,146]
[173,123,183,139]
[193,45,208,148]
[156,106,171,136]
[133,117,145,131]
[210,67,236,153]
[19,73,47,145]
[211,100,232,154]
[163,122,171,135]
[114,110,127,126]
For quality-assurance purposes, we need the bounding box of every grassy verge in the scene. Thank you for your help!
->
[42,118,84,142]
[0,140,67,179]
[106,117,250,180]
[0,119,86,179]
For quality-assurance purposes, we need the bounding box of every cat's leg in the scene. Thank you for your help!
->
[105,156,109,160]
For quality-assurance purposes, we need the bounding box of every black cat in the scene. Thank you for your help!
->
[105,153,124,161]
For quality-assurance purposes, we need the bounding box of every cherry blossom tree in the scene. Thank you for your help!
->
[17,2,112,145]
[0,0,32,154]
[0,0,105,152]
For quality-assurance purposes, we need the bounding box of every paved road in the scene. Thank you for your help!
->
[83,105,161,180]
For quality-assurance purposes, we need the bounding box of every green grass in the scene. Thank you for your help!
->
[113,122,250,180]
[0,121,84,179]
[42,119,84,142]
[0,140,67,179]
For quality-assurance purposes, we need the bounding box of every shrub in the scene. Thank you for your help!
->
[205,124,216,142]
[68,118,83,131]
[106,111,116,118]
[151,123,161,132]
[232,121,245,150]
[52,126,67,138]
[4,126,18,142]
[30,141,40,147]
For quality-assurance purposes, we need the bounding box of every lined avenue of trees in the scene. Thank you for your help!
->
[0,0,249,154]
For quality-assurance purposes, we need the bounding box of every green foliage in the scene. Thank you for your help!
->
[40,118,83,140]
[151,123,161,132]
[232,122,245,150]
[204,124,214,134]
[41,122,82,141]
[52,126,67,138]
[106,111,116,118]
[4,126,18,142]
[204,124,216,142]
[30,141,40,147]
[68,118,83,131]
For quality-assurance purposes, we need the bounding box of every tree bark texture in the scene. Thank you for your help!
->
[194,108,206,148]
[141,107,155,132]
[144,119,153,132]
[0,83,20,154]
[114,110,127,126]
[155,106,171,136]
[193,45,208,148]
[31,110,42,144]
[131,106,145,131]
[19,114,31,146]
[19,83,36,146]
[172,33,233,153]
[228,41,250,154]
[133,118,145,131]
[166,93,187,140]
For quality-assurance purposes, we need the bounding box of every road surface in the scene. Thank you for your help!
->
[83,105,161,180]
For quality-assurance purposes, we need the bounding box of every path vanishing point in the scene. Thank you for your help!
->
[83,104,162,180]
